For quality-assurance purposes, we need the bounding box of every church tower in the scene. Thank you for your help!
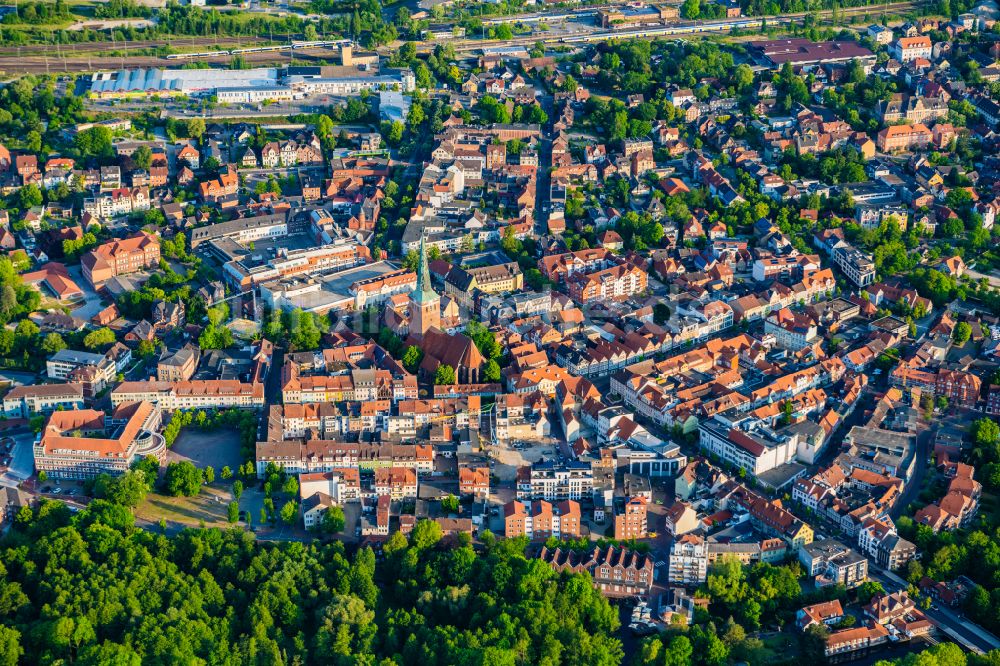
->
[409,234,440,340]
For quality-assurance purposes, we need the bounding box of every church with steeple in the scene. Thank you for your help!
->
[408,235,440,340]
[399,234,485,385]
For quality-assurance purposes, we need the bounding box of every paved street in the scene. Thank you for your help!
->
[891,425,934,520]
[534,82,555,236]
[64,264,111,321]
[966,265,1000,290]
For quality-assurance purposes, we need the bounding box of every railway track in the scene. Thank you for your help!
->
[446,0,926,52]
[0,44,339,76]
[0,0,928,74]
[0,36,278,59]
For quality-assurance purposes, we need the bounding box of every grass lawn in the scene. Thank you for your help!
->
[979,490,1000,526]
[135,485,235,529]
[757,632,800,662]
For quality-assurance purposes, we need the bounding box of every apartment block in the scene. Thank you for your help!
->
[46,349,118,399]
[503,499,582,539]
[698,418,798,477]
[567,264,647,304]
[516,461,594,500]
[891,35,932,61]
[799,539,869,588]
[373,466,418,500]
[833,244,876,287]
[668,534,709,585]
[614,496,648,540]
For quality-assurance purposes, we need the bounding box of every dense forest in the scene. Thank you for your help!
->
[0,499,623,665]
[0,1,399,49]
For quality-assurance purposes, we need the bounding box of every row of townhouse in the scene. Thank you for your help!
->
[856,515,917,570]
[540,546,654,597]
[259,140,324,169]
[255,439,435,477]
[82,187,150,219]
[385,397,481,438]
[268,402,386,440]
[611,334,759,428]
[110,380,265,411]
[300,465,422,505]
[718,482,815,549]
[791,464,916,570]
[749,357,847,407]
[668,532,790,585]
[667,299,735,345]
[299,466,432,528]
[281,363,417,404]
[890,362,982,407]
[554,328,672,378]
[731,268,837,322]
[271,396,481,441]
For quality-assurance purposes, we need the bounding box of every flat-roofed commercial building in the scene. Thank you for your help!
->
[223,241,371,289]
[749,38,875,69]
[89,67,280,98]
[189,213,288,249]
[260,262,414,314]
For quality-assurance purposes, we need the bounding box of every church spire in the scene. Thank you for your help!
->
[411,232,438,305]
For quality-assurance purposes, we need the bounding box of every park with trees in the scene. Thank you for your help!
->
[0,497,624,665]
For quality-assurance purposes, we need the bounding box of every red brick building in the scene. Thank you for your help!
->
[82,232,161,288]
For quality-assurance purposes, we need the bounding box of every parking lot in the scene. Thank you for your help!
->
[491,438,564,481]
[38,479,87,500]
[169,427,244,472]
[0,437,16,477]
[0,430,36,485]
